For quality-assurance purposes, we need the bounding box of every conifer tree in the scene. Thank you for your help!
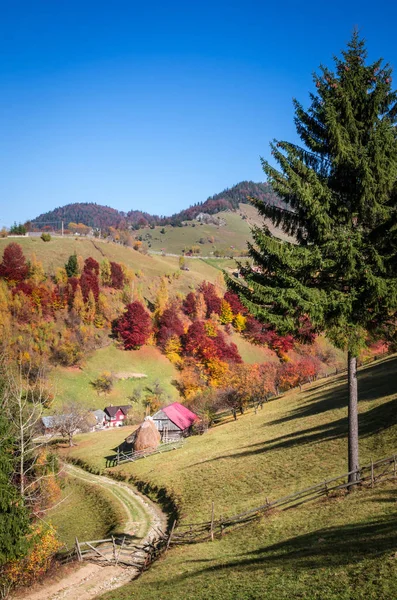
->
[64,253,78,278]
[229,32,397,482]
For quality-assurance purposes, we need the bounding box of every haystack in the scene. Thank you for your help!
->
[133,417,161,452]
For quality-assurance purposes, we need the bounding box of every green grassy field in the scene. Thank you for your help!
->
[47,475,127,550]
[64,356,397,599]
[49,344,179,412]
[146,211,253,256]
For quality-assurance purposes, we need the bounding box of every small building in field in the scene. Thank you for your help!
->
[152,402,198,441]
[104,405,131,427]
[92,409,106,428]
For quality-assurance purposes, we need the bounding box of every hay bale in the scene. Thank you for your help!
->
[133,418,160,452]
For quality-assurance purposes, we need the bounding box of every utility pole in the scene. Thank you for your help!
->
[61,221,64,237]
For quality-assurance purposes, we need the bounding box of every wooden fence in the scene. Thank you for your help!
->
[112,439,184,466]
[169,453,397,545]
[74,527,169,573]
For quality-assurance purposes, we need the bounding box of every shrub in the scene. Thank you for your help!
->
[40,233,51,242]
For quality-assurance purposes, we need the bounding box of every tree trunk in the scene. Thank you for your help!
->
[348,352,359,485]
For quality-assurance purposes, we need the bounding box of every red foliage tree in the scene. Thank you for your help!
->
[198,282,222,317]
[110,262,125,289]
[113,301,152,349]
[0,243,29,282]
[223,291,247,315]
[80,270,99,301]
[83,257,100,275]
[182,291,197,317]
[183,321,242,364]
[157,304,185,349]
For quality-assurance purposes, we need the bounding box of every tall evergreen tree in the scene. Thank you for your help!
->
[64,253,79,278]
[229,32,397,483]
[0,412,31,566]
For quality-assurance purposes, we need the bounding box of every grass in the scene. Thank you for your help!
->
[65,355,397,599]
[0,237,229,299]
[49,343,179,412]
[46,476,127,550]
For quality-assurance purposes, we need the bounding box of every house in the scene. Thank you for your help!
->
[92,409,106,428]
[152,402,198,441]
[41,416,57,435]
[104,405,131,427]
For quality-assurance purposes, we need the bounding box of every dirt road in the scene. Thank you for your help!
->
[13,465,167,600]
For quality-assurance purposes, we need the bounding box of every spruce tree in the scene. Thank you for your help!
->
[229,32,397,483]
[64,253,78,278]
[0,413,31,566]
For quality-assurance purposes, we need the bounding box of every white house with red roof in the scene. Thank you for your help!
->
[152,402,198,441]
[104,405,131,427]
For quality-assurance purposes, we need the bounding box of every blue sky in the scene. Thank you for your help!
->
[1,0,396,226]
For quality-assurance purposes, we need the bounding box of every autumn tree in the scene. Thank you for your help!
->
[0,243,29,283]
[230,33,397,482]
[113,301,152,349]
[110,261,124,289]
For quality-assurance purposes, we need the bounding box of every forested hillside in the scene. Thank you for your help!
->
[30,181,281,230]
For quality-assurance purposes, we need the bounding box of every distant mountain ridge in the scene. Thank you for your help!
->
[31,181,282,230]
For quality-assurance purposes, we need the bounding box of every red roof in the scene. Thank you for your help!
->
[162,402,198,431]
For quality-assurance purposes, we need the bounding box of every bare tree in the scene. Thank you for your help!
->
[0,352,56,506]
[52,402,95,446]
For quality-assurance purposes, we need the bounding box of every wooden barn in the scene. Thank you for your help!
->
[152,402,198,441]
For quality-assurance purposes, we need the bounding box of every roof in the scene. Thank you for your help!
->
[161,402,198,431]
[93,409,106,421]
[104,405,131,418]
[42,416,56,428]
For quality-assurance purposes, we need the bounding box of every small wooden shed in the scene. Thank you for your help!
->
[152,402,198,441]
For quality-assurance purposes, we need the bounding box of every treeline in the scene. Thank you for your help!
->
[29,181,282,231]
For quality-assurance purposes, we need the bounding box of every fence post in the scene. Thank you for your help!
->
[371,459,374,488]
[210,501,215,542]
[166,520,177,552]
[75,537,82,562]
[112,535,116,561]
[117,447,120,466]
[324,481,329,497]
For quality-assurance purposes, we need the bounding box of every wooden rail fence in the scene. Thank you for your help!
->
[74,528,169,573]
[170,453,397,545]
[113,439,184,466]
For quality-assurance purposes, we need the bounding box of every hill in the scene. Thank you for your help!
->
[64,356,397,600]
[29,181,281,230]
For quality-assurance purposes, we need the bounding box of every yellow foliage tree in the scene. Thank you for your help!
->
[100,258,112,286]
[84,289,96,323]
[233,313,247,332]
[195,292,207,320]
[154,277,169,319]
[164,335,182,364]
[29,254,46,285]
[72,284,85,318]
[54,267,68,285]
[220,300,233,324]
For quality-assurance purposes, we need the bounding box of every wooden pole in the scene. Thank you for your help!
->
[117,447,120,466]
[115,536,126,565]
[166,520,177,552]
[371,459,374,488]
[394,455,396,477]
[112,536,116,562]
[75,537,82,562]
[210,501,215,541]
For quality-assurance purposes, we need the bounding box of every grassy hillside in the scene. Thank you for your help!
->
[64,356,397,599]
[47,476,127,549]
[0,236,230,298]
[49,344,179,413]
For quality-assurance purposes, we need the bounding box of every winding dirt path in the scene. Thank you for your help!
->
[13,465,167,600]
